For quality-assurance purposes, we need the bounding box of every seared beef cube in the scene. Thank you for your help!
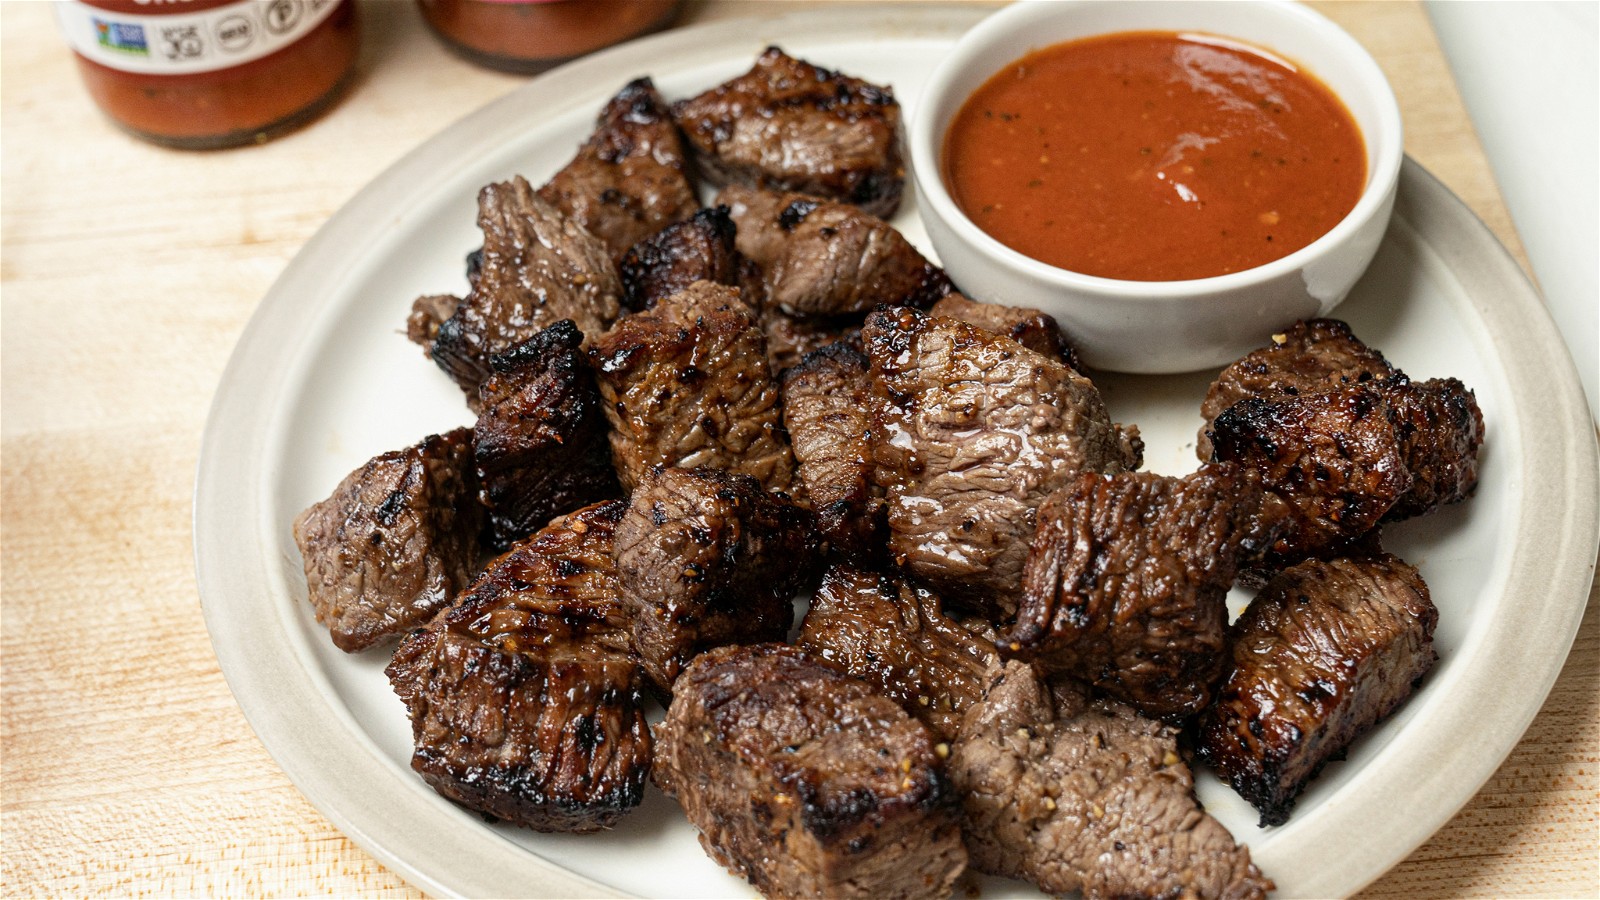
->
[1210,383,1413,568]
[862,307,1142,618]
[718,184,950,317]
[590,281,796,492]
[617,205,747,312]
[1003,465,1280,720]
[1198,553,1437,826]
[615,466,816,690]
[406,293,462,351]
[929,293,1081,372]
[655,643,968,900]
[473,321,621,549]
[798,564,996,742]
[537,78,698,262]
[385,501,652,833]
[780,344,884,560]
[674,47,905,217]
[293,428,480,653]
[1199,318,1396,460]
[951,662,1271,900]
[431,176,622,394]
[1382,376,1484,520]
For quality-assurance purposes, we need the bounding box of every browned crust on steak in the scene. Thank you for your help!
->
[862,307,1141,618]
[292,428,480,652]
[718,184,950,317]
[537,77,699,262]
[1199,318,1396,460]
[614,466,817,690]
[431,176,622,394]
[655,643,968,899]
[473,320,622,549]
[798,564,997,742]
[385,501,651,833]
[1210,383,1413,570]
[589,281,796,492]
[1003,465,1280,720]
[781,343,885,560]
[1197,553,1438,826]
[674,47,905,217]
[929,293,1081,372]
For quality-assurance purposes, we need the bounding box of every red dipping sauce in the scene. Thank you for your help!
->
[943,31,1367,282]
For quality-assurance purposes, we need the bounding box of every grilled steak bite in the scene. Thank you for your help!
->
[537,78,698,262]
[473,321,621,549]
[951,662,1271,900]
[590,281,795,492]
[617,205,748,312]
[1210,382,1413,569]
[406,293,462,351]
[1198,318,1397,460]
[1198,553,1438,826]
[781,344,884,560]
[1381,376,1485,520]
[431,177,623,395]
[1003,465,1280,720]
[717,184,950,317]
[862,307,1142,617]
[762,309,859,373]
[293,428,480,653]
[655,643,968,900]
[674,47,905,216]
[929,293,1081,372]
[615,466,817,690]
[385,501,652,832]
[798,564,996,742]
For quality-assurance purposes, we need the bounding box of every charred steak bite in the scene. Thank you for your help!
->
[589,281,796,492]
[1199,553,1437,827]
[929,293,1082,373]
[717,184,951,317]
[1003,465,1282,721]
[780,343,885,560]
[406,293,462,352]
[536,77,698,262]
[655,643,968,900]
[293,428,480,653]
[951,662,1272,900]
[798,564,997,743]
[473,320,622,549]
[674,47,905,217]
[617,205,748,312]
[385,500,652,833]
[1381,376,1485,520]
[429,176,622,395]
[863,307,1142,618]
[614,466,817,691]
[762,308,859,373]
[1210,382,1413,570]
[1198,318,1397,460]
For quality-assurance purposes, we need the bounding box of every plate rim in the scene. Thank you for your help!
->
[193,7,1600,899]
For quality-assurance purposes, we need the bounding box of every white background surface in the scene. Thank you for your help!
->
[1427,0,1599,421]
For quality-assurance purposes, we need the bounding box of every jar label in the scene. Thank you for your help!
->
[55,0,340,75]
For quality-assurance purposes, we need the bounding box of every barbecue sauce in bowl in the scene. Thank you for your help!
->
[943,32,1366,282]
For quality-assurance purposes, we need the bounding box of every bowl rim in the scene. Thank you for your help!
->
[908,0,1406,300]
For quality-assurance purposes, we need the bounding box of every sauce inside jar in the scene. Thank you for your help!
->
[943,31,1366,282]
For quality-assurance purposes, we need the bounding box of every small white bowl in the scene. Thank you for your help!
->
[910,0,1403,374]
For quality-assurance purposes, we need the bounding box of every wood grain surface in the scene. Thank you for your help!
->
[2,1,1595,897]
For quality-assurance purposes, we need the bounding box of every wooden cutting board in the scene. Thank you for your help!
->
[1,1,1592,897]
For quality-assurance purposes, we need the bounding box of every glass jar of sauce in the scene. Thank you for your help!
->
[55,0,359,150]
[418,0,680,75]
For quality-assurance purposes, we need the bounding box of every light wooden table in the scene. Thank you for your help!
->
[2,1,1594,896]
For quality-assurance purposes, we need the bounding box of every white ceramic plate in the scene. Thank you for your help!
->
[195,7,1599,899]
